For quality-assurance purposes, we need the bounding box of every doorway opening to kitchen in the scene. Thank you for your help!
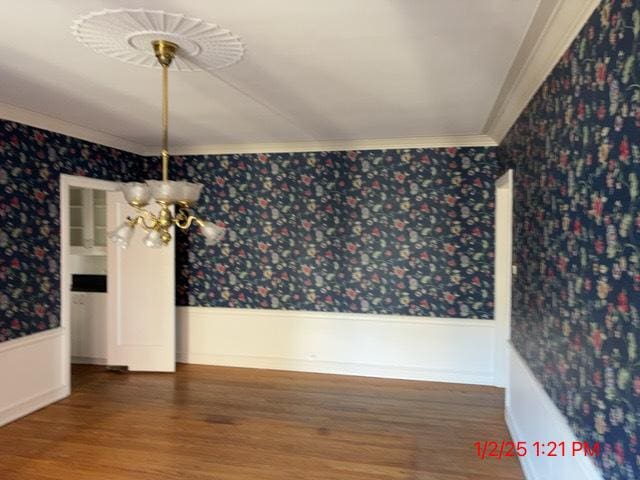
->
[60,174,177,390]
[60,175,117,386]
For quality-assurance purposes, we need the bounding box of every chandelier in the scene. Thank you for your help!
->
[108,40,225,249]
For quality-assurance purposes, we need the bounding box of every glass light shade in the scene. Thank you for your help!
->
[201,221,225,246]
[178,181,203,205]
[146,180,182,203]
[108,222,134,248]
[121,182,151,207]
[143,229,164,248]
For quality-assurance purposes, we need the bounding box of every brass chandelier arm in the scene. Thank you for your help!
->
[174,208,204,230]
[127,215,153,231]
[127,209,160,231]
[126,215,147,230]
[129,204,202,232]
[129,204,204,232]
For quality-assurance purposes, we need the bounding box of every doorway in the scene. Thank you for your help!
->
[60,175,119,387]
[61,174,177,389]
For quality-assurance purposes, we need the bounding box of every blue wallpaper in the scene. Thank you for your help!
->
[0,121,497,342]
[0,120,143,342]
[500,0,640,478]
[0,119,499,345]
[147,147,498,318]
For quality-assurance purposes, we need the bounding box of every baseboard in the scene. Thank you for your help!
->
[0,386,68,427]
[505,405,539,480]
[71,356,107,365]
[177,307,498,386]
[0,329,69,427]
[505,345,603,480]
[179,351,494,385]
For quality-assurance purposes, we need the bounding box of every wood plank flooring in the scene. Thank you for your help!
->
[0,364,524,479]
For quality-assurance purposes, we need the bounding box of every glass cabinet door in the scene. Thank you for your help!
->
[93,190,107,247]
[69,187,84,247]
[68,187,107,253]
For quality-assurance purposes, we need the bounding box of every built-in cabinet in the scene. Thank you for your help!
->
[69,186,108,364]
[70,188,107,255]
[70,292,107,364]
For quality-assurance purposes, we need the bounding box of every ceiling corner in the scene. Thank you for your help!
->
[0,101,148,156]
[482,0,600,145]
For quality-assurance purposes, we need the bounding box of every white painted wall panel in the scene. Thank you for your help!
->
[505,345,603,480]
[178,307,498,385]
[0,329,68,426]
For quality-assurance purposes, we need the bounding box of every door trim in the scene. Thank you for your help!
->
[60,174,119,390]
[494,169,513,387]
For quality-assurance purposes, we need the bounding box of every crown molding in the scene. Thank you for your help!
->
[0,102,147,155]
[0,103,495,155]
[483,0,600,144]
[141,134,497,156]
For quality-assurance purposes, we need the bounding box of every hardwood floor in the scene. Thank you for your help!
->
[0,364,524,479]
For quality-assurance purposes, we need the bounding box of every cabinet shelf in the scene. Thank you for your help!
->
[69,187,108,249]
[70,246,107,256]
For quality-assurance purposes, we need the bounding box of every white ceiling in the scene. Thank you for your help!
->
[0,0,541,152]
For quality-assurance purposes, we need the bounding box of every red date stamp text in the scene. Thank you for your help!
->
[474,441,600,459]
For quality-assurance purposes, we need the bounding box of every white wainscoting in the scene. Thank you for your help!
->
[505,344,603,480]
[0,329,69,427]
[177,307,498,385]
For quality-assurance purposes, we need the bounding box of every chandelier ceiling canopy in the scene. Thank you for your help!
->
[71,9,244,248]
[71,8,245,71]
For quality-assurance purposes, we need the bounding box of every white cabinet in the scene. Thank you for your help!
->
[69,188,107,255]
[70,292,107,364]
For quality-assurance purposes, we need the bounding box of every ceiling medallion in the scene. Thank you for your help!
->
[71,8,245,71]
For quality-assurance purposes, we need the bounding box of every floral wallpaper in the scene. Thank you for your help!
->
[151,147,498,318]
[0,115,499,345]
[2,6,637,477]
[500,0,640,478]
[0,119,143,343]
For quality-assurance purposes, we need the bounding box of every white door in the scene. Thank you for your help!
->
[106,191,175,372]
